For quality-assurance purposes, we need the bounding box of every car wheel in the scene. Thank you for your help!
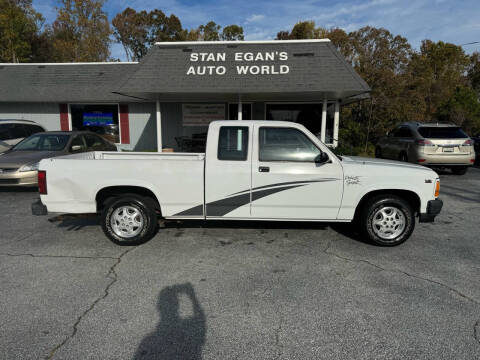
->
[101,194,158,246]
[375,147,382,158]
[451,166,468,175]
[360,195,415,246]
[399,152,408,162]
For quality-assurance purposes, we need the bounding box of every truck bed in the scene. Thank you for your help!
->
[39,151,205,216]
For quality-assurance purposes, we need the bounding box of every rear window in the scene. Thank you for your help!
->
[417,127,468,139]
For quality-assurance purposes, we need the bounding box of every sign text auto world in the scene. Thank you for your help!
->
[186,51,290,76]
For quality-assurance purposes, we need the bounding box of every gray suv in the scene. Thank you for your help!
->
[376,122,475,175]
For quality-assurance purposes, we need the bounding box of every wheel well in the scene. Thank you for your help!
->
[353,189,421,220]
[95,186,161,212]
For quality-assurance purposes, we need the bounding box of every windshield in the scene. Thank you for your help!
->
[13,134,70,151]
[418,127,468,139]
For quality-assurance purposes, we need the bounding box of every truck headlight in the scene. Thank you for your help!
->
[19,162,39,172]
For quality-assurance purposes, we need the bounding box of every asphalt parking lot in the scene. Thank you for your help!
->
[0,168,479,359]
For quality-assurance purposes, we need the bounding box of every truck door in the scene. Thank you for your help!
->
[205,124,252,218]
[251,125,343,220]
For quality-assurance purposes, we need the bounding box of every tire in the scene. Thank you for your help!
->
[359,195,415,246]
[375,147,382,158]
[101,194,158,246]
[451,166,468,175]
[399,152,408,162]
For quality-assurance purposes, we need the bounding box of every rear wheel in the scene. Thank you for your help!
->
[375,147,382,158]
[101,194,158,245]
[399,152,408,162]
[451,166,468,175]
[359,195,415,246]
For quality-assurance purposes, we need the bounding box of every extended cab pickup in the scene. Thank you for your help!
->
[32,121,443,246]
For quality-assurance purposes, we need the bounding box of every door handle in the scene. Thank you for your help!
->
[259,166,270,173]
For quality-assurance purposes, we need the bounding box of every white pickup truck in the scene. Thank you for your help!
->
[32,120,443,246]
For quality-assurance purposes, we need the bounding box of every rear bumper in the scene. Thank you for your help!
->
[413,152,475,166]
[419,198,443,223]
[0,171,37,187]
[32,198,48,216]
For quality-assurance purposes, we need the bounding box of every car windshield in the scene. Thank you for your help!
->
[418,127,468,139]
[13,134,70,151]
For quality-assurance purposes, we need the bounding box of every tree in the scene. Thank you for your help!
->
[0,0,45,62]
[112,8,149,61]
[220,25,244,41]
[468,52,480,96]
[408,40,470,121]
[436,86,480,135]
[198,21,221,41]
[51,0,111,62]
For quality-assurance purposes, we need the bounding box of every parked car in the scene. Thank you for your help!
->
[33,120,442,247]
[0,131,117,187]
[472,134,480,165]
[376,122,475,175]
[0,119,46,153]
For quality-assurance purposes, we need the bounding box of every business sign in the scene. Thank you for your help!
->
[83,112,113,126]
[182,104,225,126]
[186,51,290,76]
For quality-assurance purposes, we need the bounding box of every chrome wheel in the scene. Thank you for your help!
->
[371,206,406,241]
[110,206,144,239]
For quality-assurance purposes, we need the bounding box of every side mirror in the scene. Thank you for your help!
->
[71,145,82,152]
[315,152,330,164]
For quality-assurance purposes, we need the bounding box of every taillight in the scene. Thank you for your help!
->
[434,180,440,198]
[463,139,473,146]
[416,139,434,146]
[38,170,47,195]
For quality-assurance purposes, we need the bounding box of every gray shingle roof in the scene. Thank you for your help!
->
[0,63,138,102]
[117,40,370,100]
[0,40,370,103]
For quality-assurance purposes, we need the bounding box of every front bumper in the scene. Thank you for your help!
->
[32,198,48,216]
[419,198,443,223]
[0,170,37,187]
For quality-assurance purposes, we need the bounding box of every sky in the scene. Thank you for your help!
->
[32,0,480,61]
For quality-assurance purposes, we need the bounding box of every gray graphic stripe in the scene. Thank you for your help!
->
[207,184,306,216]
[228,178,339,196]
[174,204,204,216]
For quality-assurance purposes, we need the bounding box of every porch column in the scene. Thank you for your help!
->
[156,100,162,152]
[237,95,242,120]
[333,101,340,148]
[320,98,327,143]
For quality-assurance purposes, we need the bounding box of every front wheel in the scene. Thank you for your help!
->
[101,194,158,245]
[359,195,415,246]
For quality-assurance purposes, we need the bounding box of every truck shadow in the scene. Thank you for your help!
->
[48,214,99,231]
[134,282,206,360]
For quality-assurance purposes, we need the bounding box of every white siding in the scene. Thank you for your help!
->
[0,102,60,130]
[117,102,157,152]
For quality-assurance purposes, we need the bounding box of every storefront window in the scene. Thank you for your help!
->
[265,103,335,145]
[70,104,119,143]
[229,103,252,120]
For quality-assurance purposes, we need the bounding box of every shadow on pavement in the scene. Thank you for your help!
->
[134,283,206,360]
[48,214,99,231]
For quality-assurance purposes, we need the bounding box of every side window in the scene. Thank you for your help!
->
[27,125,44,135]
[259,127,321,162]
[218,126,249,161]
[70,136,86,152]
[398,127,412,138]
[392,127,402,137]
[9,124,27,139]
[85,134,103,150]
[0,124,11,140]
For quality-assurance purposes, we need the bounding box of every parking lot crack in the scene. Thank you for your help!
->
[323,241,480,346]
[0,253,119,260]
[46,247,136,359]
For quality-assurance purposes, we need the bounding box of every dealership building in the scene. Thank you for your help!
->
[0,39,370,151]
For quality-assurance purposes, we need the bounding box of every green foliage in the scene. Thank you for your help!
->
[220,25,244,41]
[0,0,45,62]
[51,0,111,62]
